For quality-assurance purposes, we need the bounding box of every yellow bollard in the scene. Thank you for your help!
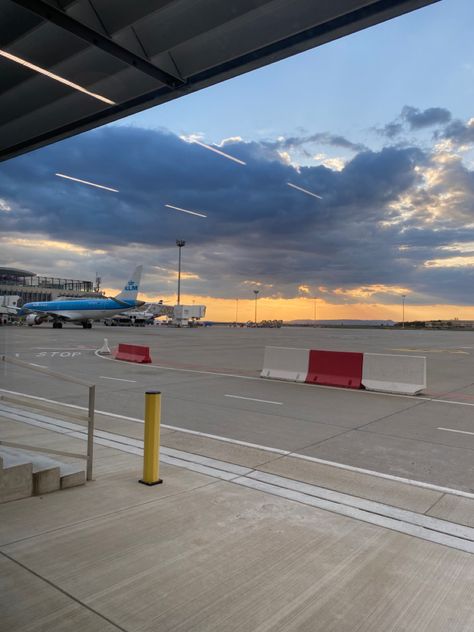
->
[139,391,163,485]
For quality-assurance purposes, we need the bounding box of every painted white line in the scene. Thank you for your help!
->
[0,389,289,454]
[160,426,289,455]
[438,427,474,437]
[100,376,137,383]
[29,363,48,369]
[425,398,474,408]
[288,452,474,499]
[2,388,474,499]
[225,394,283,405]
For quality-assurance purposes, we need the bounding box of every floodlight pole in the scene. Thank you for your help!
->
[253,290,259,326]
[402,294,406,329]
[176,240,186,305]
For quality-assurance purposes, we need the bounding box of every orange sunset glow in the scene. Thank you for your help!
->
[102,287,474,323]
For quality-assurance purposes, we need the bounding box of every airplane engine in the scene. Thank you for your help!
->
[26,313,47,326]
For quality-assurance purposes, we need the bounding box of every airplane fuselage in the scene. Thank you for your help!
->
[21,298,145,323]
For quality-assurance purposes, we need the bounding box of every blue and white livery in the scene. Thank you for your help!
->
[20,266,144,329]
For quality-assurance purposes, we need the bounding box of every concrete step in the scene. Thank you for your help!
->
[0,447,86,502]
[0,452,34,503]
[32,460,60,495]
[60,464,86,489]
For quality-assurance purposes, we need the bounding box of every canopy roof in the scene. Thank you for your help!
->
[0,0,438,162]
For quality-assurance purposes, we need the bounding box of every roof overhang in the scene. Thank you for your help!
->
[0,267,36,277]
[0,0,440,162]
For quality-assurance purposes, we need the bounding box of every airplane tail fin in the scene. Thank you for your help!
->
[115,265,143,301]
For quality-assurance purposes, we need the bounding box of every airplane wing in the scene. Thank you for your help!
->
[35,311,75,321]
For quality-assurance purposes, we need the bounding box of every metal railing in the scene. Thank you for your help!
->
[0,355,95,480]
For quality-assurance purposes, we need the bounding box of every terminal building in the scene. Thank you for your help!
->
[0,266,101,304]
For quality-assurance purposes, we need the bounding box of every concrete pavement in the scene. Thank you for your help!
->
[1,408,474,631]
[2,325,474,490]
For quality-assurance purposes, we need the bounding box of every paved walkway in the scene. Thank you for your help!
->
[1,411,474,631]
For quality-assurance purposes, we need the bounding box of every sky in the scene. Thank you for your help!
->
[2,0,474,322]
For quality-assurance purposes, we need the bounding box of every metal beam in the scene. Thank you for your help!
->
[9,0,185,88]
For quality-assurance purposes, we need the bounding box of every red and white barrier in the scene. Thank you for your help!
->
[261,346,426,394]
[115,343,152,364]
[260,346,309,382]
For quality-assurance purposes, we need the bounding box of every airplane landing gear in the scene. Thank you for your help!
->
[52,321,63,329]
[82,322,92,329]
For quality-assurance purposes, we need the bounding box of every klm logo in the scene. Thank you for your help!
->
[125,282,138,291]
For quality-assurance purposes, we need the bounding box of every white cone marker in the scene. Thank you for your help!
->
[98,338,111,355]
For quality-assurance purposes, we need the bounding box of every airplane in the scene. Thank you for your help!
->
[19,265,145,329]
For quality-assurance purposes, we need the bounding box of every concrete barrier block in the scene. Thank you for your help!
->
[306,350,364,389]
[115,343,152,363]
[261,346,309,382]
[362,353,426,395]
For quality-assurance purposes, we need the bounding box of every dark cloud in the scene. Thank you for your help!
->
[401,106,452,130]
[264,132,366,153]
[378,105,452,138]
[379,122,403,139]
[0,122,474,304]
[441,119,474,145]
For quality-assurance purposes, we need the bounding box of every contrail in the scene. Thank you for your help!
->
[287,182,323,199]
[55,173,119,192]
[165,204,207,218]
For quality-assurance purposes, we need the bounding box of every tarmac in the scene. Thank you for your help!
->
[2,324,474,489]
[1,324,474,629]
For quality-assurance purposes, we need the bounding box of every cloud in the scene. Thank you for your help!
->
[0,119,474,305]
[0,198,11,212]
[333,285,410,298]
[264,132,366,153]
[379,122,403,139]
[378,105,452,137]
[441,118,474,145]
[313,154,346,171]
[401,106,452,130]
